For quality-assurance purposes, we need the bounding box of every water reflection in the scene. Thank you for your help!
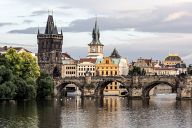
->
[37,100,62,128]
[0,101,38,128]
[0,95,192,128]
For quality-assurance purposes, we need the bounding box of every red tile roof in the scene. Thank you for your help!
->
[79,58,97,63]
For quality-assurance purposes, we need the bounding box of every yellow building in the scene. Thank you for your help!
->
[96,57,119,95]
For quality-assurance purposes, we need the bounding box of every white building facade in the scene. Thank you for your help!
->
[61,53,77,78]
[77,58,97,77]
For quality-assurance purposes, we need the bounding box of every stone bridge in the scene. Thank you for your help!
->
[54,75,192,100]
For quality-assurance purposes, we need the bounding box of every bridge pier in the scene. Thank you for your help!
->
[176,87,192,100]
[176,76,192,100]
[128,87,143,99]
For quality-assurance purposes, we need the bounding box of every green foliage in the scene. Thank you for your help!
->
[19,52,40,79]
[0,66,16,99]
[12,75,36,100]
[128,66,146,76]
[0,48,40,100]
[4,48,23,77]
[36,71,54,99]
[2,48,40,79]
[0,66,13,84]
[0,81,16,99]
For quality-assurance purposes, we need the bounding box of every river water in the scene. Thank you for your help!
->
[0,95,192,128]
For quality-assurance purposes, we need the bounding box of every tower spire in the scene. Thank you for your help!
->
[45,13,55,34]
[92,17,101,44]
[61,29,63,35]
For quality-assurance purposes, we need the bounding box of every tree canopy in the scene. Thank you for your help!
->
[36,71,54,99]
[128,66,146,76]
[0,48,41,99]
[3,49,40,79]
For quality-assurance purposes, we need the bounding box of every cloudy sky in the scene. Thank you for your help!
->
[0,0,192,63]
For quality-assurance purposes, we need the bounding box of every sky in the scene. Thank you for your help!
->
[0,0,192,64]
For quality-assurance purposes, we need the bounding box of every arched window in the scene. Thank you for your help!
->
[53,66,61,78]
[106,71,108,76]
[102,71,104,76]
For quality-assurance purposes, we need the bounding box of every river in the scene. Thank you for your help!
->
[0,95,192,128]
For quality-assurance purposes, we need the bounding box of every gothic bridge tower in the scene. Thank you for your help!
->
[37,14,63,77]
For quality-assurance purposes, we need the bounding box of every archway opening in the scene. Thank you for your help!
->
[143,81,177,100]
[57,83,82,97]
[95,80,129,97]
[53,66,61,78]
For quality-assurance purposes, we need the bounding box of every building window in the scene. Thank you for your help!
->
[106,71,108,76]
[110,86,113,90]
[106,60,109,64]
[106,86,108,89]
[115,86,117,89]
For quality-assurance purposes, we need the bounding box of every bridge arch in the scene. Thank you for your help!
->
[56,81,83,97]
[142,81,177,99]
[94,79,129,97]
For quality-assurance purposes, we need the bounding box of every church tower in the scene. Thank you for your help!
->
[37,14,63,77]
[87,18,104,58]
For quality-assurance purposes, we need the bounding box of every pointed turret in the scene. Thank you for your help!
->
[87,18,104,58]
[53,25,58,34]
[45,15,55,34]
[38,28,40,35]
[89,18,103,46]
[110,48,121,58]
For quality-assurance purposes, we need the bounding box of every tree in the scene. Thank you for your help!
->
[2,48,40,79]
[0,81,16,99]
[13,77,36,99]
[36,71,54,99]
[0,48,40,100]
[0,66,16,99]
[0,66,13,84]
[19,52,40,79]
[3,48,23,77]
[128,66,145,76]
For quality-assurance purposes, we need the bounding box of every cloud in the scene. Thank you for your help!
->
[183,53,192,64]
[30,10,48,17]
[7,2,192,34]
[0,22,14,27]
[9,27,40,34]
[23,20,33,24]
[164,11,192,22]
[57,5,73,10]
